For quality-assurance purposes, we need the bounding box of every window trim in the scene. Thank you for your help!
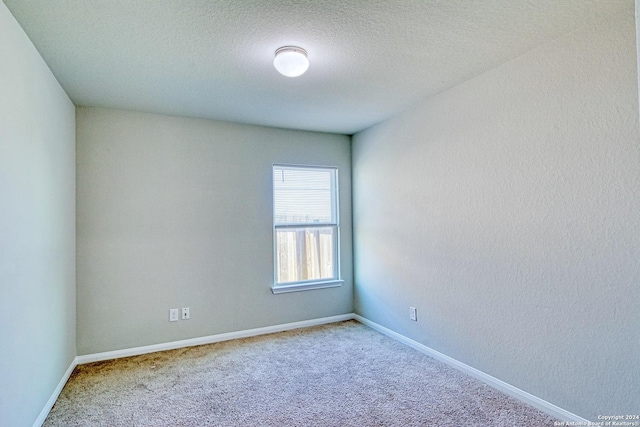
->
[271,164,342,294]
[271,279,344,294]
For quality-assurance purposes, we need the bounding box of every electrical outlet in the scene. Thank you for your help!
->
[182,307,190,320]
[409,307,417,321]
[169,308,179,322]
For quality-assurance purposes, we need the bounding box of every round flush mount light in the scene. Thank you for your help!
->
[273,46,309,77]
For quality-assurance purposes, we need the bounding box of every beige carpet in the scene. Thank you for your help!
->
[45,321,558,426]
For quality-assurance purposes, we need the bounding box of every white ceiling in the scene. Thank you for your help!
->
[4,0,624,134]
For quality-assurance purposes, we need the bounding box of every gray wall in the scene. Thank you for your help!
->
[352,1,639,420]
[0,3,76,427]
[76,107,352,355]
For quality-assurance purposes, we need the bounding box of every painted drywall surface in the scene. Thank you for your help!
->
[6,0,623,135]
[637,0,640,111]
[76,107,352,355]
[0,3,76,427]
[353,2,639,420]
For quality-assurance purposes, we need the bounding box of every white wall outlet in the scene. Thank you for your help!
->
[409,306,417,321]
[182,307,190,320]
[169,308,179,322]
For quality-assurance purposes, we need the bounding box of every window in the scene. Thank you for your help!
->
[272,165,342,293]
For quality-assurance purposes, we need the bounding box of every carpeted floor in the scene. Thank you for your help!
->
[44,320,558,426]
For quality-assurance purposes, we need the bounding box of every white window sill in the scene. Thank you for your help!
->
[272,280,343,294]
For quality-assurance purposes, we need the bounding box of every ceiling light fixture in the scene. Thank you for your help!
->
[273,46,309,77]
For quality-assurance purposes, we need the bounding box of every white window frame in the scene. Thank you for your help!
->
[272,164,343,294]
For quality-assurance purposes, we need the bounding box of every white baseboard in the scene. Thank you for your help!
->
[353,314,589,423]
[40,314,584,425]
[32,356,78,427]
[36,314,354,424]
[77,313,354,364]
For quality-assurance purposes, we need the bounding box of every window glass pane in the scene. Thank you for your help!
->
[273,166,336,225]
[275,226,336,284]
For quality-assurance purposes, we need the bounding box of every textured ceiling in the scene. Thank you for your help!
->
[4,0,624,134]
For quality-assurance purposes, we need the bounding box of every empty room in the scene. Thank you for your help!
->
[1,0,638,426]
